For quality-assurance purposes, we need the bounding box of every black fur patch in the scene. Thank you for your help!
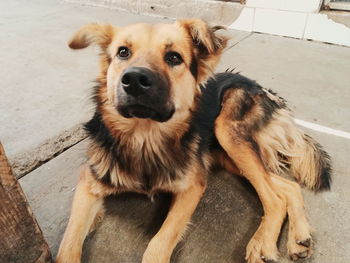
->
[320,165,332,191]
[195,72,285,132]
[316,142,332,191]
[189,58,198,79]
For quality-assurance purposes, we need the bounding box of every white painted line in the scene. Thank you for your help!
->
[294,118,350,140]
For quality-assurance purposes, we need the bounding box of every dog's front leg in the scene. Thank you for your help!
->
[55,165,108,263]
[142,171,206,263]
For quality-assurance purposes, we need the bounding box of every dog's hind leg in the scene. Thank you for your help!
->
[217,151,312,262]
[55,165,108,263]
[215,90,287,263]
[270,174,312,261]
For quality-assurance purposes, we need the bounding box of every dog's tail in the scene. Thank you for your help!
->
[254,109,332,191]
[289,134,332,191]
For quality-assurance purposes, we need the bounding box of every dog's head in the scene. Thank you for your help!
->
[69,19,228,123]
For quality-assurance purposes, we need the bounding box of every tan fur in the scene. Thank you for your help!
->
[270,174,312,260]
[69,23,115,50]
[179,19,228,84]
[142,163,206,263]
[56,166,110,263]
[253,107,325,190]
[215,95,287,263]
[57,19,326,263]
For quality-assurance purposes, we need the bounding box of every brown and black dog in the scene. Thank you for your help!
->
[56,19,331,263]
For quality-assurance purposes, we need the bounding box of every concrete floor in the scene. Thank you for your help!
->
[1,0,349,262]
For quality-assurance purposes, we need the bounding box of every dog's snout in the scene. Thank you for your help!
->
[121,67,153,97]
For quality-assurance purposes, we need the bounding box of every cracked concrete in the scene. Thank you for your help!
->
[11,124,86,178]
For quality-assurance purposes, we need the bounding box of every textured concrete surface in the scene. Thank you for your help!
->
[6,0,350,262]
[11,124,85,178]
[65,0,244,25]
[20,140,88,257]
[218,33,350,132]
[0,0,248,177]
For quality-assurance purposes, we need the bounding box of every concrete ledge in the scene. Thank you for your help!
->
[10,124,86,178]
[65,0,244,25]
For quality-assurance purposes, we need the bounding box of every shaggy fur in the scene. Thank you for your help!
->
[56,19,332,263]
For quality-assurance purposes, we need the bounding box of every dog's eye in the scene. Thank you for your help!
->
[165,52,183,66]
[117,46,131,59]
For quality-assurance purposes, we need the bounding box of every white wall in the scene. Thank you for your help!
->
[229,0,350,46]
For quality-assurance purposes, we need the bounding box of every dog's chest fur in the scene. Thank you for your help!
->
[85,113,203,193]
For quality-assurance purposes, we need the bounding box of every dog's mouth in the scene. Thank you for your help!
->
[117,104,175,122]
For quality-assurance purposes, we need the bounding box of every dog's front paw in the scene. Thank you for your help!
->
[142,238,171,263]
[245,234,278,263]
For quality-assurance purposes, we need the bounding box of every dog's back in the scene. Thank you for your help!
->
[201,72,332,191]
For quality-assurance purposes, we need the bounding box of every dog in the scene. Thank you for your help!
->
[56,19,332,263]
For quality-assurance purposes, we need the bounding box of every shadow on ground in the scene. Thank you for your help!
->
[82,172,262,263]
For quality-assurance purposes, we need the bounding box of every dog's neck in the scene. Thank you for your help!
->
[100,103,192,151]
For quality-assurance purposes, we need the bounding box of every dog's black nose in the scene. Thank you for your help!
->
[121,67,153,97]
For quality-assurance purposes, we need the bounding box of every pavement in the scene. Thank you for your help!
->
[1,0,349,262]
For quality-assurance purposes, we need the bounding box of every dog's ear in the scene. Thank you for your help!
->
[179,19,229,83]
[68,23,115,50]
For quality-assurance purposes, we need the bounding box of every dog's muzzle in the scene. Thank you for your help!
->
[121,67,153,97]
[116,67,175,122]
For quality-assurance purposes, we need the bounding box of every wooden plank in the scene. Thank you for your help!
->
[0,142,52,263]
